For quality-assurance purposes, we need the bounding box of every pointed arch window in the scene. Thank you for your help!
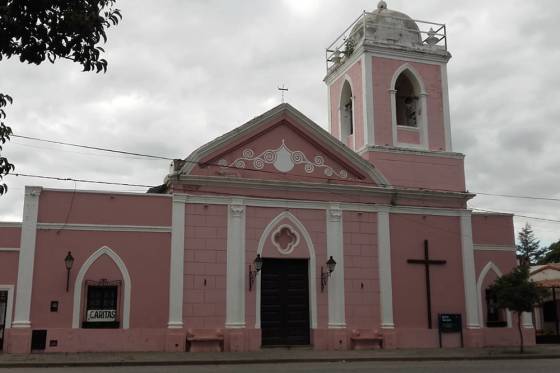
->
[390,65,429,149]
[395,72,419,127]
[340,80,354,138]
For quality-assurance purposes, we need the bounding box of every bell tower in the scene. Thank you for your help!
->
[325,1,465,192]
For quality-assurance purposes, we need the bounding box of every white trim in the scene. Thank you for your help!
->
[324,46,450,85]
[37,223,171,233]
[326,204,346,329]
[40,187,172,198]
[327,83,332,134]
[72,246,132,329]
[0,222,22,228]
[0,285,15,329]
[441,64,452,151]
[225,200,246,329]
[255,211,318,329]
[389,63,428,151]
[339,75,355,148]
[168,196,185,329]
[522,312,534,329]
[476,262,512,328]
[474,245,516,252]
[377,209,394,329]
[179,193,469,217]
[0,248,19,252]
[270,224,300,255]
[361,53,374,146]
[460,211,481,329]
[177,103,390,187]
[12,186,41,328]
[357,145,464,159]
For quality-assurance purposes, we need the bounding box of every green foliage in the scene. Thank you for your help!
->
[516,223,545,265]
[0,93,14,194]
[490,265,545,313]
[490,265,546,353]
[539,240,560,264]
[0,0,122,194]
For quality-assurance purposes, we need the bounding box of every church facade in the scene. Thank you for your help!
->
[0,2,533,353]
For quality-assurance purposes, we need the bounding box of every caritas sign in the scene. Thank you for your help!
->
[86,309,117,322]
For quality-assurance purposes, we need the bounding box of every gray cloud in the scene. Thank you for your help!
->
[1,0,560,246]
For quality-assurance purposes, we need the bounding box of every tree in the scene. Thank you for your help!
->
[516,223,545,265]
[538,240,560,264]
[0,0,122,195]
[489,265,546,353]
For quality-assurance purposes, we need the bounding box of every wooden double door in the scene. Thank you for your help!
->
[261,259,310,346]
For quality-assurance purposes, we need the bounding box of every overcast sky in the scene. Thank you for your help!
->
[1,0,559,246]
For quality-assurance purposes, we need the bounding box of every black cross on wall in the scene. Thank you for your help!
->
[407,239,447,329]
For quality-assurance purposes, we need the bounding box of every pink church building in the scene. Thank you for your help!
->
[0,2,533,353]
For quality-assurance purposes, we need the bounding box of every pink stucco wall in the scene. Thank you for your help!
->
[390,214,465,348]
[472,213,515,246]
[191,118,374,186]
[329,60,364,150]
[31,230,171,329]
[364,151,466,192]
[343,211,379,330]
[0,224,20,285]
[244,207,328,332]
[184,204,227,329]
[372,57,445,150]
[38,190,172,226]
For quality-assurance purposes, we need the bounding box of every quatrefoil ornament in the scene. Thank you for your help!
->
[271,224,300,255]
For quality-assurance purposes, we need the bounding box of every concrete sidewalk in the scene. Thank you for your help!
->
[1,346,560,368]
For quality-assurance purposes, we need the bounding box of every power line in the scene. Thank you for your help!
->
[9,172,155,189]
[10,133,560,203]
[472,208,560,224]
[12,134,174,161]
[8,172,560,225]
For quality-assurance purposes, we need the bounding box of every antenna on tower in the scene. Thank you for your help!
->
[278,85,289,103]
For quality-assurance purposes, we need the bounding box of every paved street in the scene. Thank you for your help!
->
[1,359,559,373]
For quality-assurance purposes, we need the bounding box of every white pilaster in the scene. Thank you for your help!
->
[389,89,397,146]
[419,92,429,149]
[441,64,453,151]
[522,312,534,328]
[12,186,41,328]
[225,200,246,328]
[361,53,375,145]
[326,204,346,328]
[168,195,186,329]
[377,208,394,329]
[460,211,481,329]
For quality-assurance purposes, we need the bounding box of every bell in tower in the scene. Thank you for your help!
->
[325,1,464,192]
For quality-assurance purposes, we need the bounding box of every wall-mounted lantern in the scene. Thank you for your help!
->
[64,251,74,292]
[248,254,263,291]
[321,256,337,292]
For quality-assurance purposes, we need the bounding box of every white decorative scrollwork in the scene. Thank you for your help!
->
[221,139,349,179]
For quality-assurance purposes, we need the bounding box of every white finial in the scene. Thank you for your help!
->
[377,1,387,10]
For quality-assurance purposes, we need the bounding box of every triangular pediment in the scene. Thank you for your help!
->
[178,104,389,186]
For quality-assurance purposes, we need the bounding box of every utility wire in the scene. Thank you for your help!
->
[10,133,560,202]
[11,134,174,161]
[8,172,560,225]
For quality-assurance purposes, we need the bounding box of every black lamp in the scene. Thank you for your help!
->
[64,251,74,292]
[321,256,337,292]
[249,254,263,291]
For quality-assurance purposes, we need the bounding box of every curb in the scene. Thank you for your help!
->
[1,354,560,368]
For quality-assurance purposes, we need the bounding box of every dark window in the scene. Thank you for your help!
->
[31,330,47,351]
[543,300,558,322]
[395,72,419,127]
[0,291,7,351]
[82,283,120,329]
[486,288,507,327]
